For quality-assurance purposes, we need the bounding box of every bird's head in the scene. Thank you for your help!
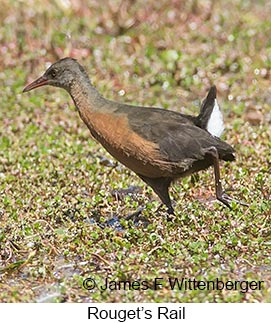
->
[23,57,88,92]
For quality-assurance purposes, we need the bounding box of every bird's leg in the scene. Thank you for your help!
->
[137,175,175,220]
[207,146,230,206]
[153,195,175,217]
[152,203,175,221]
[204,146,248,207]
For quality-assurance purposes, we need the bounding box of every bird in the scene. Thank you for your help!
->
[23,57,243,216]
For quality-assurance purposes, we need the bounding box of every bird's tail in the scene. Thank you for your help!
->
[197,86,225,138]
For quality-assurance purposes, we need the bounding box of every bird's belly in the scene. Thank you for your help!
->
[81,112,174,178]
[101,140,170,178]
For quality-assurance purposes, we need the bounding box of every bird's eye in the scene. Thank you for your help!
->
[50,69,57,78]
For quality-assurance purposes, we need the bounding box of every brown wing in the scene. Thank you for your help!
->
[119,105,234,163]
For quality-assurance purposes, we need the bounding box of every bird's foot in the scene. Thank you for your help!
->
[125,207,150,226]
[125,207,144,221]
[166,206,176,222]
[152,203,175,222]
[217,191,249,208]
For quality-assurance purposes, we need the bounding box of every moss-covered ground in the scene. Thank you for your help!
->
[0,0,270,302]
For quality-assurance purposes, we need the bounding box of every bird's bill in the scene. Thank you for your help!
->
[23,75,49,92]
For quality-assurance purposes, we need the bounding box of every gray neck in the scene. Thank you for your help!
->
[69,75,107,114]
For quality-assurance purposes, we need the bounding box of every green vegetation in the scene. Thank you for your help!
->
[0,0,270,302]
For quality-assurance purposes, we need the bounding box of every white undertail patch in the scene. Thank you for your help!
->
[207,99,224,138]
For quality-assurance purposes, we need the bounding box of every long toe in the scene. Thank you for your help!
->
[125,207,150,227]
[218,192,233,208]
[218,192,249,208]
[125,207,144,221]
